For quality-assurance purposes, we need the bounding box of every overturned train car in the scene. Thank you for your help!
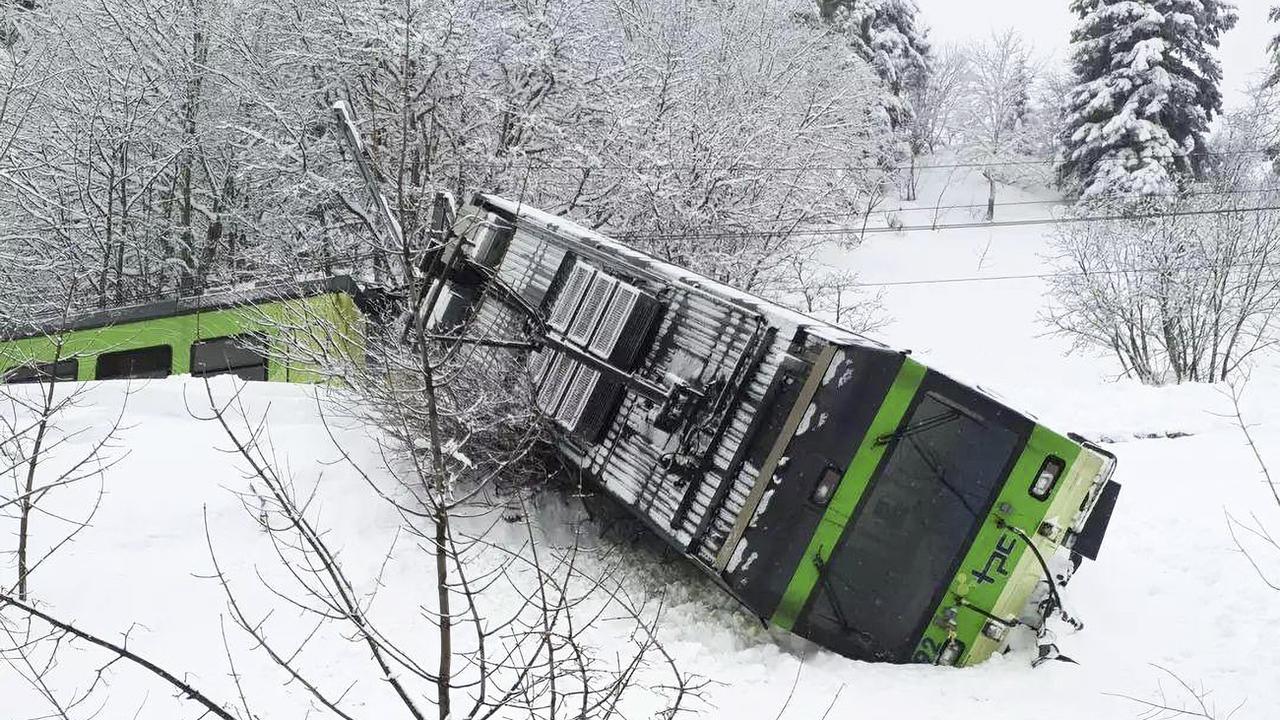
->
[436,193,1120,667]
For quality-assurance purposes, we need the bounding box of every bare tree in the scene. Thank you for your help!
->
[1109,664,1246,720]
[904,43,969,197]
[0,590,241,719]
[187,368,702,719]
[1,329,128,601]
[169,164,702,716]
[1223,382,1280,593]
[956,29,1039,219]
[1046,195,1280,384]
[785,254,887,335]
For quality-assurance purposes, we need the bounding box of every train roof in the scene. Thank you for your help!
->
[478,194,889,351]
[476,195,1048,424]
[0,275,359,342]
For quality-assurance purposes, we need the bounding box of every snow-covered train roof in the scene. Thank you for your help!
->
[479,194,888,351]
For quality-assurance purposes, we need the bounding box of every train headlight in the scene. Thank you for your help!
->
[1029,456,1065,501]
[937,639,965,666]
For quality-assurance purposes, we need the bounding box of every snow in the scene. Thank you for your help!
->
[5,167,1280,718]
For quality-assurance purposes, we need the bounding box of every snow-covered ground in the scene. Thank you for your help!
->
[5,169,1280,719]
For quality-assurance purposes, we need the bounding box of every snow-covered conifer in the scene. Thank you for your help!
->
[818,0,931,129]
[1058,0,1238,198]
[1261,6,1280,167]
[1268,6,1280,86]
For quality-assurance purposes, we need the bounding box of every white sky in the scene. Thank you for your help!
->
[915,0,1275,111]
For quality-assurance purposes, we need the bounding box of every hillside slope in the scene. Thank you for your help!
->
[4,171,1280,719]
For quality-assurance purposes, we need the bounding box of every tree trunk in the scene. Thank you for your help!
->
[16,344,63,600]
[417,278,453,719]
[986,173,996,221]
[906,153,918,201]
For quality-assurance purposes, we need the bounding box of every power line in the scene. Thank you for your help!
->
[855,271,1060,288]
[432,147,1274,175]
[610,203,1280,242]
[853,257,1280,289]
[720,185,1280,226]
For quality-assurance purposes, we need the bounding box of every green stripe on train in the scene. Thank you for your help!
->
[770,355,926,631]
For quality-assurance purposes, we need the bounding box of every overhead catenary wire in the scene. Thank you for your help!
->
[610,202,1280,242]
[850,261,1277,289]
[421,146,1275,175]
[683,184,1280,226]
[593,200,1280,289]
[379,148,1280,290]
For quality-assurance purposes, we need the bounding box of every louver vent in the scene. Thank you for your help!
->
[601,291,661,370]
[557,365,599,429]
[533,259,660,445]
[528,349,552,385]
[567,274,617,346]
[548,263,594,332]
[575,375,624,443]
[536,352,575,416]
[589,283,639,358]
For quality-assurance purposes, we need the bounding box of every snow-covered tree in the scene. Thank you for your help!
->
[1206,82,1280,187]
[1269,6,1280,84]
[906,43,968,156]
[817,0,931,130]
[572,0,888,303]
[956,29,1039,219]
[1260,6,1280,169]
[0,0,895,330]
[1058,0,1238,198]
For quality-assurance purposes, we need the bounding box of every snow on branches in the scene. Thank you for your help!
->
[816,0,931,131]
[1058,0,1238,198]
[0,0,901,323]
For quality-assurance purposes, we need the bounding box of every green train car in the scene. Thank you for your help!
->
[0,277,362,385]
[435,194,1121,667]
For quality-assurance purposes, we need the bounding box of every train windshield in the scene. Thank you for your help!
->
[800,388,1021,661]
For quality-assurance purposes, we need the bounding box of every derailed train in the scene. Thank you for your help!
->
[0,189,1121,668]
[434,193,1120,667]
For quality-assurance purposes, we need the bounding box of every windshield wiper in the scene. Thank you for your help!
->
[875,408,961,446]
[811,553,881,650]
[904,434,982,519]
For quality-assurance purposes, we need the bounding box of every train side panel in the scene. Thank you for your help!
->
[0,291,360,383]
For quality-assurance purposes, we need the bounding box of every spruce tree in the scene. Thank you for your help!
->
[1263,6,1280,169]
[818,0,931,130]
[1269,6,1280,86]
[1059,0,1238,198]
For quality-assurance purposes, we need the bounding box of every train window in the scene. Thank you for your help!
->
[191,335,269,382]
[96,345,173,380]
[3,359,79,384]
[811,466,842,506]
[1029,456,1065,501]
[801,389,1020,661]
